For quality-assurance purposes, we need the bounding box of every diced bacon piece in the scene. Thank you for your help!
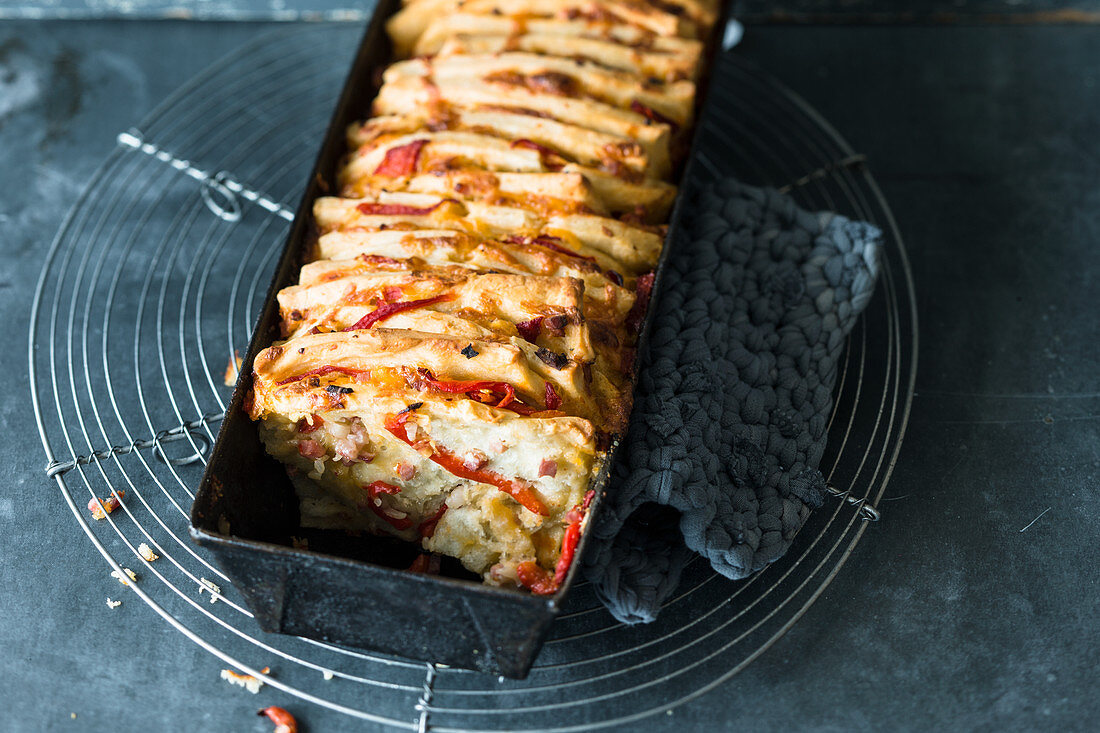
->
[297,439,325,459]
[538,459,557,478]
[297,415,323,433]
[333,418,371,463]
[396,462,417,480]
[334,438,358,463]
[462,450,489,471]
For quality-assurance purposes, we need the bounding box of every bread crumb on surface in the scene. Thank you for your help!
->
[111,568,138,586]
[221,668,264,694]
[70,713,76,720]
[198,577,221,602]
[138,542,159,562]
[88,491,125,520]
[322,670,334,681]
[106,598,121,609]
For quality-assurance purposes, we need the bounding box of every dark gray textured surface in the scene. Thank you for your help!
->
[3,17,1099,733]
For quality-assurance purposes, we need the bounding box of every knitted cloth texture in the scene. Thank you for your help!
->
[583,178,882,624]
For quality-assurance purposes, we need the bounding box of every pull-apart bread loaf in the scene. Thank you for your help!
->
[247,0,717,594]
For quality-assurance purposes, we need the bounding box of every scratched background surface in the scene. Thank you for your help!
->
[3,6,1100,733]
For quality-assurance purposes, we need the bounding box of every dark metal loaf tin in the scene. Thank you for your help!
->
[190,0,730,679]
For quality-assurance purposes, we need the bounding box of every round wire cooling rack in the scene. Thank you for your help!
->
[28,23,917,732]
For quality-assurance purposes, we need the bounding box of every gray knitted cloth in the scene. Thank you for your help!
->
[583,178,882,624]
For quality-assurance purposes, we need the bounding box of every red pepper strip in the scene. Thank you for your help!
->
[384,413,549,516]
[364,480,412,530]
[373,139,427,177]
[366,480,401,499]
[413,368,516,408]
[535,237,597,263]
[535,490,597,593]
[356,200,447,216]
[418,503,448,539]
[499,403,566,418]
[515,316,543,343]
[276,365,371,386]
[544,382,563,410]
[629,99,679,132]
[343,294,452,331]
[516,561,558,595]
[296,415,324,433]
[511,139,565,171]
[258,707,298,733]
[553,519,583,586]
[624,271,655,333]
[506,234,598,263]
[532,235,592,256]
